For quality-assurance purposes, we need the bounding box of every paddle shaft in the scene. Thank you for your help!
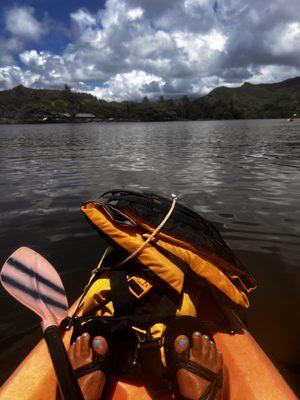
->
[44,325,84,400]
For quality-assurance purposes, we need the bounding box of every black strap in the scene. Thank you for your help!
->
[73,355,108,378]
[174,352,222,400]
[138,339,173,398]
[66,249,110,330]
[163,317,222,400]
[199,380,219,400]
[73,291,178,331]
[175,354,222,387]
[109,270,134,317]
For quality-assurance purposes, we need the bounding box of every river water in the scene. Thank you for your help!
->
[0,120,299,392]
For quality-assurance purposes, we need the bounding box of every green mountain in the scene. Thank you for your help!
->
[0,77,299,122]
[190,77,300,119]
[0,85,102,121]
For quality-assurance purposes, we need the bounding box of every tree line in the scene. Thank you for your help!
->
[1,78,299,122]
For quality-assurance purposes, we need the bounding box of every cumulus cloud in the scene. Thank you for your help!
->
[82,70,165,101]
[5,6,43,41]
[270,22,300,59]
[0,37,23,66]
[1,0,300,98]
[0,65,40,88]
[19,50,72,87]
[0,5,46,69]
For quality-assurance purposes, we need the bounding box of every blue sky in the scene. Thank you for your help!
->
[0,1,106,55]
[0,1,105,28]
[0,0,300,100]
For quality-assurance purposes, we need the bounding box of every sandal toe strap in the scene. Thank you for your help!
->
[74,356,106,379]
[175,354,223,400]
[178,358,223,387]
[198,379,220,400]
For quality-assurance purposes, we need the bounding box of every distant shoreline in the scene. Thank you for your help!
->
[0,117,296,125]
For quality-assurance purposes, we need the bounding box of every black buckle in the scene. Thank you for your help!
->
[127,276,152,299]
[135,329,173,397]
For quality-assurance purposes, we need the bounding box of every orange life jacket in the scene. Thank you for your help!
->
[81,198,255,309]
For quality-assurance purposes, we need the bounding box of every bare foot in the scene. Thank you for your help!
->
[174,332,223,400]
[69,332,108,400]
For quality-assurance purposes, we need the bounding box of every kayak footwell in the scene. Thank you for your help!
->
[0,296,296,400]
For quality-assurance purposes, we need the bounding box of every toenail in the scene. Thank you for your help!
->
[93,338,103,347]
[76,336,81,341]
[194,331,201,336]
[203,335,209,340]
[179,338,188,346]
[82,332,88,337]
[210,340,215,345]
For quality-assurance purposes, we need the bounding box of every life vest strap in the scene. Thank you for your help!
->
[138,335,173,397]
[109,270,135,317]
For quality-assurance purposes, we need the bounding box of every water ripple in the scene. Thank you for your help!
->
[0,119,300,377]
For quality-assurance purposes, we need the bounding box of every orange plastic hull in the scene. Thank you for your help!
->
[0,296,296,400]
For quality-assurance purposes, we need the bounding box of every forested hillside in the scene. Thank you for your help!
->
[190,77,300,119]
[0,77,299,123]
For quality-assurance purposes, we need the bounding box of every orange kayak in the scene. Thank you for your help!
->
[0,291,296,400]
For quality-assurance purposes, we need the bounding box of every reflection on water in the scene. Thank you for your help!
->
[0,120,299,389]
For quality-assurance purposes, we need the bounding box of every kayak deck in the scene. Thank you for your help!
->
[0,292,296,400]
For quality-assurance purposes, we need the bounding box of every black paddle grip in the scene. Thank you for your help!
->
[44,325,84,400]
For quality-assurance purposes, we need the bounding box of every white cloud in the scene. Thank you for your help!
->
[19,50,71,86]
[1,0,300,99]
[83,70,165,101]
[20,50,47,67]
[5,6,43,41]
[70,9,97,27]
[0,37,23,66]
[270,22,300,56]
[0,66,40,88]
[130,30,175,60]
[174,29,226,59]
[184,0,211,13]
[207,30,227,52]
[0,5,46,67]
[127,7,144,21]
[249,65,300,85]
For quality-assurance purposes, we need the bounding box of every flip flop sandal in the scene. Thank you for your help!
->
[73,349,110,378]
[164,316,223,400]
[70,319,114,399]
[72,342,112,400]
[70,318,143,379]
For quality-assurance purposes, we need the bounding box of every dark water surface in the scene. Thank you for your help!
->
[0,120,299,392]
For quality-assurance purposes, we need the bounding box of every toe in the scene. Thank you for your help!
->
[191,331,202,357]
[174,335,189,355]
[208,340,217,366]
[92,336,108,357]
[68,342,75,364]
[216,349,223,370]
[201,335,210,359]
[74,335,82,358]
[81,332,90,355]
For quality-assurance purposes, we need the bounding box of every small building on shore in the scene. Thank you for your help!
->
[61,113,71,118]
[75,113,96,121]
